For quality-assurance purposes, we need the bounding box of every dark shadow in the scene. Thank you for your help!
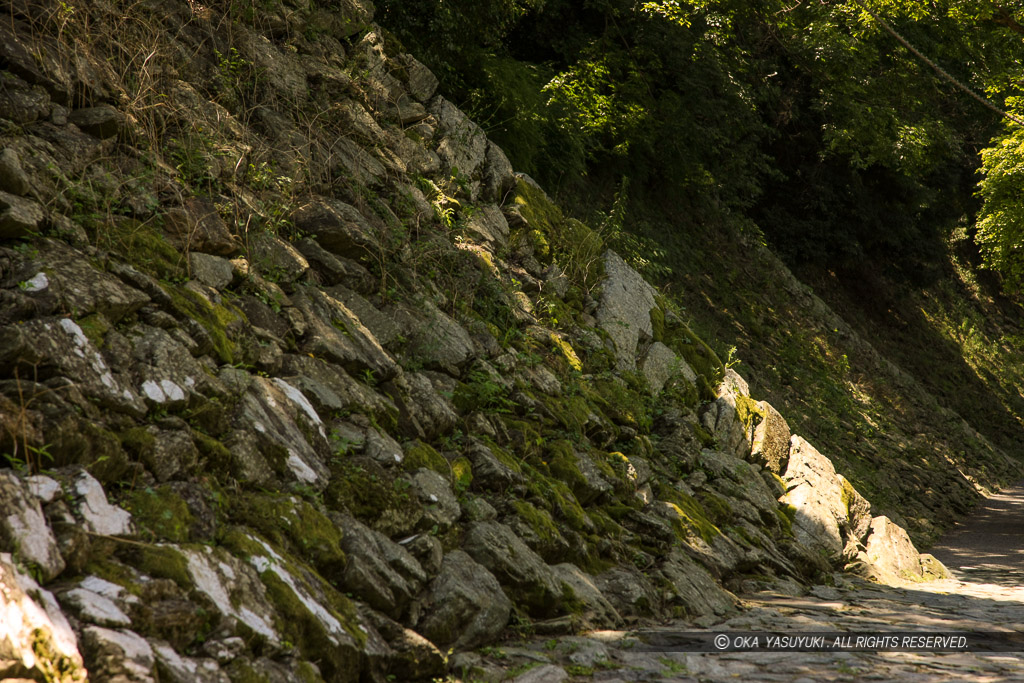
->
[928,482,1024,588]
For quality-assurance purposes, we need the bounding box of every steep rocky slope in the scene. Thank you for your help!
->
[0,0,1010,681]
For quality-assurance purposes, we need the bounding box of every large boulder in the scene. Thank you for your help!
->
[779,436,846,557]
[750,400,791,475]
[0,471,65,581]
[462,521,564,617]
[339,516,427,619]
[0,554,86,682]
[595,251,657,370]
[292,198,380,262]
[415,550,511,650]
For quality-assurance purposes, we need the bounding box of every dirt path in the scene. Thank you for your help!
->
[928,483,1024,588]
[471,489,1024,682]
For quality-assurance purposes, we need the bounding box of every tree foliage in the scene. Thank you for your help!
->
[379,0,1024,285]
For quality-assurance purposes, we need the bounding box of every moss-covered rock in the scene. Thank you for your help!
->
[231,492,346,583]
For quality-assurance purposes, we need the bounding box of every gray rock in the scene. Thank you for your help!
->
[383,372,459,440]
[463,496,498,522]
[292,288,400,381]
[43,240,150,323]
[248,233,310,283]
[658,549,737,621]
[594,565,662,618]
[151,641,227,683]
[639,341,682,395]
[229,376,329,488]
[858,516,936,585]
[292,198,379,261]
[181,546,279,644]
[0,554,86,682]
[25,474,62,503]
[698,449,779,525]
[68,105,124,138]
[0,190,43,238]
[402,533,444,578]
[0,471,65,581]
[388,299,476,373]
[236,25,307,103]
[0,148,31,195]
[0,77,50,124]
[325,285,402,347]
[595,251,657,370]
[60,586,132,627]
[411,468,461,531]
[130,325,228,406]
[339,516,426,619]
[400,54,439,101]
[462,441,523,493]
[64,468,134,536]
[163,198,240,256]
[551,563,622,628]
[466,204,510,249]
[780,436,846,557]
[482,141,516,202]
[701,398,751,460]
[362,609,446,681]
[430,96,489,180]
[294,237,376,292]
[278,354,397,419]
[363,428,404,466]
[750,400,791,475]
[462,521,563,617]
[838,474,872,542]
[132,427,199,483]
[189,253,235,290]
[81,626,155,681]
[416,550,511,650]
[513,664,569,683]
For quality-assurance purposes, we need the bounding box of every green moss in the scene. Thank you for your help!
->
[80,558,143,597]
[192,429,232,465]
[225,661,270,683]
[587,507,624,538]
[539,392,593,436]
[127,486,194,543]
[103,217,185,280]
[256,561,363,680]
[324,459,421,529]
[656,485,721,543]
[231,493,345,581]
[77,423,130,483]
[523,464,590,532]
[775,506,794,535]
[130,544,192,589]
[546,440,589,497]
[697,492,735,527]
[513,500,560,545]
[499,419,542,462]
[403,440,449,475]
[664,322,723,402]
[76,313,111,349]
[119,426,156,456]
[550,333,583,372]
[734,395,765,433]
[650,305,666,343]
[511,179,604,290]
[582,377,649,430]
[452,456,473,492]
[690,421,716,448]
[164,285,244,363]
[484,437,525,474]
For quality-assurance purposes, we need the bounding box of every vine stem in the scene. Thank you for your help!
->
[849,0,1024,127]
